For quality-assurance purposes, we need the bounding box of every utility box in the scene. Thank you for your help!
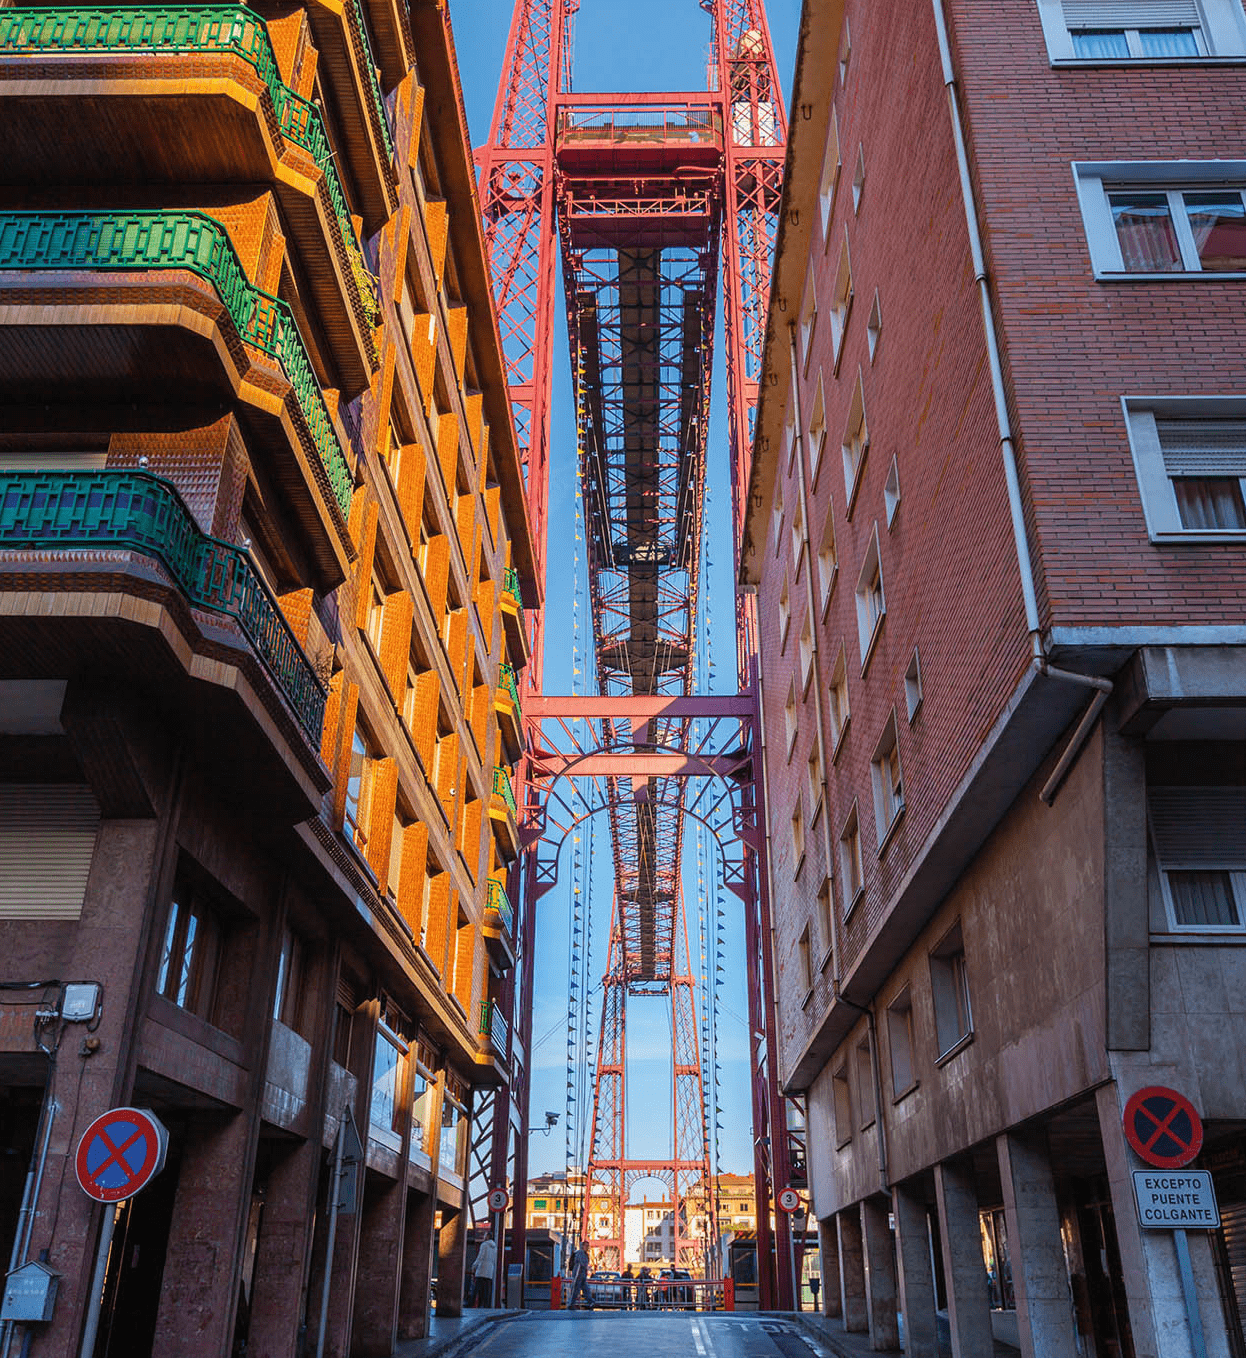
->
[2,1261,59,1323]
[506,1263,524,1310]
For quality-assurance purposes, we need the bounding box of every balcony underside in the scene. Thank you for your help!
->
[0,66,376,395]
[482,912,516,972]
[488,800,519,861]
[0,561,330,820]
[500,597,528,665]
[0,276,354,590]
[495,693,522,762]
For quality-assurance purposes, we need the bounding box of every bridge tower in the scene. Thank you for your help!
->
[477,0,799,1301]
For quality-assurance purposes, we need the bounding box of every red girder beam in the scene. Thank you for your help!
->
[528,694,754,718]
[533,753,744,778]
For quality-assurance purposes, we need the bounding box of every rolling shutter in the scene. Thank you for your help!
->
[1157,420,1246,477]
[1149,787,1246,867]
[1063,0,1201,25]
[0,785,100,919]
[1220,1200,1246,1350]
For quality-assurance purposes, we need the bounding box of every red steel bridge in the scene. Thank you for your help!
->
[472,0,805,1306]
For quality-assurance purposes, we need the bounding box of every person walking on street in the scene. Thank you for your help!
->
[472,1234,497,1308]
[568,1242,592,1308]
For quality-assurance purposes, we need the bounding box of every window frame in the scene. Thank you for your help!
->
[1036,0,1246,62]
[839,801,864,917]
[819,108,842,243]
[1122,396,1246,542]
[854,526,887,669]
[870,713,906,849]
[1075,161,1246,279]
[1149,784,1246,933]
[930,921,973,1059]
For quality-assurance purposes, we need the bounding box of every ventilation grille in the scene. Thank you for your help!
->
[0,785,100,919]
[1150,787,1246,867]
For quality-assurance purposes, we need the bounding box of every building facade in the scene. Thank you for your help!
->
[744,0,1246,1354]
[0,2,535,1354]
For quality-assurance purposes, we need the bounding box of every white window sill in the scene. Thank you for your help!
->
[1052,55,1246,67]
[934,1030,974,1067]
[1149,528,1246,544]
[1151,930,1246,943]
[1095,269,1246,283]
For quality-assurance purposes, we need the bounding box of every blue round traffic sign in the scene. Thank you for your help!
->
[75,1107,168,1203]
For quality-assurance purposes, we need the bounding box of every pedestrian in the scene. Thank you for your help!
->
[637,1267,652,1310]
[472,1233,497,1308]
[622,1264,635,1309]
[568,1241,592,1308]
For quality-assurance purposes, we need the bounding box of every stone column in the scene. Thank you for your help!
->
[351,1172,407,1356]
[933,1157,994,1358]
[861,1196,900,1350]
[892,1181,939,1358]
[246,1138,321,1358]
[837,1206,868,1333]
[437,1203,468,1318]
[997,1129,1080,1358]
[398,1186,438,1340]
[818,1215,842,1318]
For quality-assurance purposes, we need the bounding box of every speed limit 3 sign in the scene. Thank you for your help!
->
[778,1187,802,1212]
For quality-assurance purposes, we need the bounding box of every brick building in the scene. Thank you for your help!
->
[0,2,535,1354]
[743,0,1246,1353]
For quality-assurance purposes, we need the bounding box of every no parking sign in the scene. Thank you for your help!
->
[75,1107,168,1203]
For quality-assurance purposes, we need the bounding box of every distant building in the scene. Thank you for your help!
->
[746,0,1246,1353]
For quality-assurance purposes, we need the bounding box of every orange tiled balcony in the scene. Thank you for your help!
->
[494,660,523,761]
[481,878,515,972]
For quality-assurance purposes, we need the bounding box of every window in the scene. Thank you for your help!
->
[851,146,865,213]
[930,921,972,1056]
[808,373,828,484]
[157,876,222,1019]
[1076,163,1246,276]
[1150,786,1246,931]
[854,528,886,664]
[856,1038,876,1128]
[799,263,818,365]
[790,495,806,576]
[817,505,837,612]
[799,618,814,692]
[412,1065,434,1154]
[832,1063,852,1145]
[884,456,901,526]
[838,19,852,84]
[817,878,834,964]
[839,803,864,913]
[905,649,923,720]
[867,290,882,363]
[791,801,805,872]
[797,925,813,995]
[842,373,869,509]
[371,1027,405,1140]
[818,109,841,240]
[440,1088,467,1175]
[828,645,850,752]
[344,725,375,853]
[772,481,785,554]
[784,681,798,759]
[871,716,905,844]
[779,576,791,650]
[887,987,916,1097]
[273,928,308,1033]
[807,746,824,821]
[829,235,853,370]
[1124,402,1246,540]
[1036,0,1246,61]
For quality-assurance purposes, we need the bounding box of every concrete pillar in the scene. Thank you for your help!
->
[860,1196,900,1350]
[933,1157,994,1358]
[997,1130,1080,1358]
[398,1186,438,1340]
[351,1171,406,1355]
[818,1215,842,1318]
[837,1206,868,1333]
[1097,1084,1231,1358]
[892,1182,939,1358]
[151,1110,253,1357]
[437,1203,468,1318]
[246,1138,321,1358]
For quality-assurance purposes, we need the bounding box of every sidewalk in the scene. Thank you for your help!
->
[785,1310,1019,1357]
[392,1308,527,1358]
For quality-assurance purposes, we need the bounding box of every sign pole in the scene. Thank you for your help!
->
[492,1208,503,1309]
[787,1216,798,1312]
[78,1203,120,1358]
[315,1114,347,1358]
[1172,1229,1208,1358]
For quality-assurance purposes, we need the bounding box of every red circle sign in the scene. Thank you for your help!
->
[1123,1087,1203,1169]
[488,1189,509,1212]
[75,1107,168,1203]
[778,1187,801,1212]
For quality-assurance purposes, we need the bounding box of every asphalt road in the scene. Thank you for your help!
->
[465,1313,836,1358]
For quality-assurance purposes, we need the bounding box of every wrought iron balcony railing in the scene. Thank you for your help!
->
[0,6,380,327]
[498,660,521,716]
[486,878,514,936]
[0,211,353,517]
[0,470,327,740]
[502,565,521,603]
[491,765,517,818]
[343,0,394,162]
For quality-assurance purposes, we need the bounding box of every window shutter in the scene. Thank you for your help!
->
[1149,787,1246,867]
[1062,0,1201,24]
[0,786,100,919]
[1156,420,1246,476]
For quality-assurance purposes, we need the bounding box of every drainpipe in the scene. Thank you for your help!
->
[929,0,1112,800]
[786,323,890,1195]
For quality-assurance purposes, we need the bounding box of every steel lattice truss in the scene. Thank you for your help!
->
[478,0,801,1302]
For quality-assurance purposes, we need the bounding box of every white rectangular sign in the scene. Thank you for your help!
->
[1132,1171,1220,1229]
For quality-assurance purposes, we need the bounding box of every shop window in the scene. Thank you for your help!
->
[930,921,973,1057]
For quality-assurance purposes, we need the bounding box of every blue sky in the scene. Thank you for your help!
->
[446,0,801,1185]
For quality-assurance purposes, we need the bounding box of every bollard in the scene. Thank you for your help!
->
[551,1275,563,1310]
[724,1277,735,1312]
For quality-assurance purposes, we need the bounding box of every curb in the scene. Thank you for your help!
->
[394,1310,527,1358]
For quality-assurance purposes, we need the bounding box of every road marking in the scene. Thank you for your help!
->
[691,1316,707,1356]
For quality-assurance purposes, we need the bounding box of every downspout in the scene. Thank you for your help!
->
[929,0,1112,799]
[787,323,889,1194]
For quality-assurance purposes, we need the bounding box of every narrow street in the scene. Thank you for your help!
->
[459,1314,835,1358]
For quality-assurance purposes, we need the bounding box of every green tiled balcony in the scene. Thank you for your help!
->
[491,765,517,817]
[499,661,522,717]
[0,6,380,339]
[0,470,327,742]
[0,211,354,520]
[499,565,528,664]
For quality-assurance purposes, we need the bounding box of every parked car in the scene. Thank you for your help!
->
[590,1270,625,1307]
[657,1267,693,1309]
